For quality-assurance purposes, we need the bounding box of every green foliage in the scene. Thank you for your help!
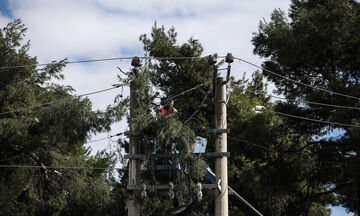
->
[0,20,128,215]
[135,23,336,215]
[124,58,208,213]
[227,73,333,215]
[139,23,214,127]
[252,0,360,214]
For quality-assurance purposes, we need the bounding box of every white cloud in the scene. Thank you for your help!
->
[4,0,293,162]
[0,14,11,27]
[8,0,290,63]
[2,0,292,153]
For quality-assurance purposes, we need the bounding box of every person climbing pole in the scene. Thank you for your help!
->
[160,99,178,117]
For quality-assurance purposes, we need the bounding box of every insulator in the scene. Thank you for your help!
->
[196,182,203,201]
[225,53,234,63]
[141,183,147,198]
[208,55,217,65]
[201,83,210,91]
[199,126,207,132]
[131,56,142,67]
[168,182,175,199]
[200,103,208,109]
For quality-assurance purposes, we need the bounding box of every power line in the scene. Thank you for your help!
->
[273,111,357,128]
[0,57,133,70]
[1,137,355,170]
[234,57,360,101]
[228,136,276,152]
[227,136,357,165]
[0,84,123,116]
[270,94,360,110]
[85,133,123,145]
[153,83,208,106]
[0,56,219,71]
[246,89,360,110]
[231,100,359,128]
[184,95,208,126]
[0,164,121,170]
[166,83,207,102]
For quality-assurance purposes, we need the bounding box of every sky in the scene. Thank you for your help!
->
[0,0,354,215]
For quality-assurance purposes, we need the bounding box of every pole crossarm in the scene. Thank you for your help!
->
[124,152,230,160]
[127,184,218,190]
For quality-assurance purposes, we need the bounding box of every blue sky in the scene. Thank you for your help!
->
[0,0,355,215]
[0,0,11,18]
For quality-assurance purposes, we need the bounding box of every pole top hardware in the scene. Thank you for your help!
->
[225,53,234,64]
[131,56,142,67]
[208,55,217,65]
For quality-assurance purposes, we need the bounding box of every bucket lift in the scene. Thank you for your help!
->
[151,136,208,178]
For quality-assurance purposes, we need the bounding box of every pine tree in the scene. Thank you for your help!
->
[119,58,208,215]
[0,20,128,215]
[252,1,360,214]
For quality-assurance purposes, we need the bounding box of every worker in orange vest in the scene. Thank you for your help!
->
[160,99,178,117]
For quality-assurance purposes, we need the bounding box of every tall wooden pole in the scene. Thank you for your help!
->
[215,77,228,216]
[128,73,140,216]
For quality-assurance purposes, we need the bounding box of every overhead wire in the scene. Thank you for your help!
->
[245,89,360,110]
[227,136,275,152]
[183,94,208,126]
[0,164,121,170]
[152,83,208,107]
[164,83,208,102]
[0,56,223,71]
[0,57,134,70]
[230,100,359,128]
[3,54,359,102]
[272,111,357,127]
[0,84,123,116]
[227,136,357,165]
[85,133,123,145]
[234,57,360,101]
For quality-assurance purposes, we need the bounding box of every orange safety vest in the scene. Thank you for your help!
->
[161,106,178,114]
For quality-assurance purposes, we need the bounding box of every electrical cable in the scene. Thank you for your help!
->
[0,84,123,116]
[85,133,123,145]
[165,83,207,102]
[0,164,121,170]
[152,83,208,106]
[227,136,357,165]
[234,57,360,101]
[231,100,359,128]
[244,89,360,110]
[273,111,357,127]
[227,136,276,152]
[270,92,360,110]
[0,56,224,71]
[183,95,208,126]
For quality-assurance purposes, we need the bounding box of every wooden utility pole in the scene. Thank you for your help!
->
[215,77,228,216]
[128,68,141,216]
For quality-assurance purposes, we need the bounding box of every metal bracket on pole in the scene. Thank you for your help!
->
[217,179,222,192]
[128,184,218,190]
[200,152,230,157]
[208,128,230,134]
